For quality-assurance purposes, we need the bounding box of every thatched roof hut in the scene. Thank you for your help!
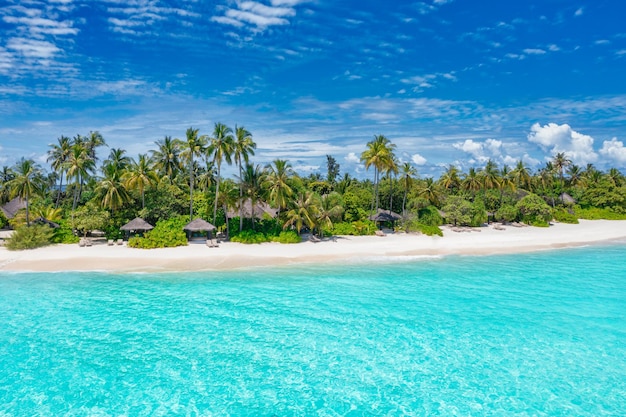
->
[227,199,278,219]
[120,217,154,232]
[368,208,402,222]
[184,218,216,232]
[0,197,26,219]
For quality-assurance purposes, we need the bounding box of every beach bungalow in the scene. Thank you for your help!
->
[0,197,26,220]
[120,217,154,241]
[227,199,278,220]
[369,208,402,230]
[184,218,217,242]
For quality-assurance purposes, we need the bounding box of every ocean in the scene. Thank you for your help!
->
[1,244,625,416]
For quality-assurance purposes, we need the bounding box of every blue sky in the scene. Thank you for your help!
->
[1,0,626,178]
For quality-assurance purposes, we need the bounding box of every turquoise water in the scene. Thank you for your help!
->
[1,245,625,416]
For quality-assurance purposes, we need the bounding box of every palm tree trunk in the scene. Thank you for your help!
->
[374,168,380,212]
[238,161,243,232]
[189,157,194,221]
[213,163,221,225]
[55,172,63,208]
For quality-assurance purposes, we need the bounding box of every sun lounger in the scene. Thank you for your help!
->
[309,235,321,243]
[107,239,114,246]
[375,230,385,237]
[116,239,124,245]
[85,238,92,247]
[206,239,219,248]
[78,239,86,247]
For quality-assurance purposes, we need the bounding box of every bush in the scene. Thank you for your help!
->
[416,223,443,236]
[553,209,579,224]
[574,207,626,220]
[51,219,80,244]
[417,205,443,226]
[495,204,519,223]
[6,224,54,250]
[330,220,376,236]
[230,230,269,244]
[127,216,188,249]
[270,231,301,244]
[516,193,553,225]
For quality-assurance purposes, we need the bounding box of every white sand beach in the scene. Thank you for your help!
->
[1,219,625,273]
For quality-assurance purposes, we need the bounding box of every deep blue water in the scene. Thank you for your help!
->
[1,245,625,416]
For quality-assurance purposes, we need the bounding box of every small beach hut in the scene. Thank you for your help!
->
[368,208,402,229]
[227,199,278,220]
[183,218,216,241]
[0,197,26,220]
[120,217,154,239]
[559,192,576,205]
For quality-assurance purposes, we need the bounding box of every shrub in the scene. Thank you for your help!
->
[417,205,443,226]
[553,209,579,224]
[6,224,54,250]
[330,220,376,236]
[495,204,518,223]
[51,219,80,244]
[270,231,301,244]
[574,207,626,220]
[516,193,553,225]
[127,216,188,249]
[230,230,269,244]
[416,223,443,236]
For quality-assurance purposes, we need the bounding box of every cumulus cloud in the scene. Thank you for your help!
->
[452,138,523,166]
[344,152,360,163]
[212,0,302,31]
[600,138,626,165]
[411,153,427,165]
[527,122,598,165]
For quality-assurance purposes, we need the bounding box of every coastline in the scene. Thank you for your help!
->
[1,219,625,273]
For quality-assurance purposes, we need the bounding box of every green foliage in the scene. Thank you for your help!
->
[6,224,54,250]
[71,204,110,237]
[230,230,269,244]
[0,210,7,229]
[417,205,443,226]
[270,230,301,244]
[416,223,443,236]
[515,193,553,225]
[51,218,80,244]
[127,216,188,248]
[342,186,373,222]
[574,206,626,220]
[470,199,488,227]
[553,209,579,224]
[529,219,550,227]
[442,196,473,226]
[495,204,518,223]
[329,220,376,236]
[143,181,188,224]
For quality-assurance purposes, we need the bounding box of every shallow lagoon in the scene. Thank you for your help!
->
[1,245,625,416]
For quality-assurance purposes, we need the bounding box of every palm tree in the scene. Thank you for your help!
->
[607,168,624,187]
[47,135,72,208]
[124,154,158,210]
[7,158,44,225]
[65,142,95,211]
[263,159,294,220]
[417,177,441,206]
[316,192,343,237]
[439,165,460,194]
[567,165,585,188]
[84,131,106,163]
[196,160,216,194]
[400,162,417,215]
[499,165,516,203]
[384,155,399,212]
[151,136,182,180]
[0,166,15,203]
[104,148,131,173]
[461,167,481,200]
[284,191,320,235]
[218,179,239,238]
[233,126,256,232]
[360,134,396,213]
[98,163,131,212]
[553,152,571,203]
[208,123,234,225]
[178,127,207,221]
[481,159,501,192]
[240,163,263,229]
[512,160,532,191]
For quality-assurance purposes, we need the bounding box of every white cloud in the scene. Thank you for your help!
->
[411,153,427,165]
[527,122,598,165]
[344,152,360,163]
[600,138,626,165]
[212,0,302,31]
[6,37,60,59]
[523,48,546,55]
[575,7,584,17]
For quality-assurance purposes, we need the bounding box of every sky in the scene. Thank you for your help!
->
[1,0,626,179]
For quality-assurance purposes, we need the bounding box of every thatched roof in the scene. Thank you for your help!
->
[33,217,60,228]
[120,217,154,231]
[227,199,278,219]
[0,197,26,219]
[368,208,402,222]
[184,218,216,232]
[559,192,576,205]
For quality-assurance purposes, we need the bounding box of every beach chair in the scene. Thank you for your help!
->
[107,239,114,246]
[78,239,86,247]
[309,235,321,243]
[85,238,92,247]
[375,230,385,237]
[116,239,124,245]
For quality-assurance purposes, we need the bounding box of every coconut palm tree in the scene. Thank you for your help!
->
[85,131,107,162]
[439,165,460,194]
[233,126,256,232]
[512,160,532,191]
[104,148,131,173]
[384,155,399,212]
[316,192,343,237]
[208,123,234,225]
[284,191,320,235]
[240,163,264,229]
[481,159,501,192]
[360,134,396,213]
[178,127,207,221]
[553,152,571,203]
[47,135,72,208]
[461,167,481,200]
[263,159,294,220]
[0,166,15,203]
[7,158,44,225]
[400,162,417,215]
[567,165,585,188]
[417,177,442,206]
[98,163,131,212]
[65,142,95,211]
[124,154,158,210]
[151,136,181,180]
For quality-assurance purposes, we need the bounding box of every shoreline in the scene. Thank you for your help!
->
[1,219,625,273]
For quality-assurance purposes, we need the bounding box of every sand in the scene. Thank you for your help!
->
[1,219,625,273]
